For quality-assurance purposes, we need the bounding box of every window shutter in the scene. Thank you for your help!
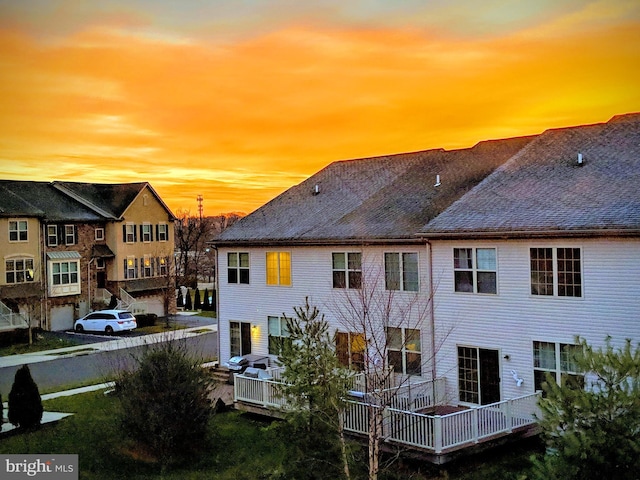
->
[124,259,128,279]
[123,225,126,242]
[150,225,154,241]
[140,257,144,277]
[156,224,159,241]
[74,226,78,245]
[134,225,137,242]
[135,258,138,278]
[57,225,64,245]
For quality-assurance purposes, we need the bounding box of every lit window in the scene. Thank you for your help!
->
[5,258,35,284]
[387,327,422,375]
[266,252,291,286]
[336,332,365,371]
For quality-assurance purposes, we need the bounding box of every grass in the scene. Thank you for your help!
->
[0,390,543,480]
[0,332,81,356]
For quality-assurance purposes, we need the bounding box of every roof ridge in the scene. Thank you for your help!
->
[51,182,118,220]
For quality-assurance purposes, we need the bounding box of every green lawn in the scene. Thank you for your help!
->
[0,390,542,480]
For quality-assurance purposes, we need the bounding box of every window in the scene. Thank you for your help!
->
[142,255,153,277]
[47,225,58,246]
[336,332,365,371]
[268,316,291,355]
[453,247,497,294]
[5,258,35,284]
[51,261,79,286]
[96,258,105,269]
[142,223,152,242]
[533,341,583,391]
[332,252,362,289]
[157,224,168,241]
[266,252,291,286]
[158,256,168,276]
[65,225,76,245]
[458,346,479,403]
[124,223,136,243]
[457,347,501,405]
[228,252,249,284]
[530,248,582,297]
[9,220,28,242]
[385,252,419,291]
[125,256,137,279]
[387,327,422,375]
[95,228,104,241]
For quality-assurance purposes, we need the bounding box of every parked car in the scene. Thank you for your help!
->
[74,309,137,334]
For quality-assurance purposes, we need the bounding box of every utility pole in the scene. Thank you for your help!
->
[197,194,203,221]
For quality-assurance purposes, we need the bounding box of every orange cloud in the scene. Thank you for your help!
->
[0,4,639,215]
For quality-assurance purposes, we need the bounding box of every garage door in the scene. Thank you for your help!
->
[50,305,75,331]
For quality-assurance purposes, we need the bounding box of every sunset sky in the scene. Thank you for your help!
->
[1,1,639,215]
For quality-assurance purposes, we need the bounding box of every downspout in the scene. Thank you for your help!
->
[87,257,95,312]
[41,223,48,330]
[212,245,221,365]
[426,240,437,382]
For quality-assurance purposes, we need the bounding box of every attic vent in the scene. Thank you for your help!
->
[577,153,584,166]
[312,184,320,195]
[434,175,441,187]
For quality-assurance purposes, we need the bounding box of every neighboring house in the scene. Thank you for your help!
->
[211,112,639,460]
[0,181,176,331]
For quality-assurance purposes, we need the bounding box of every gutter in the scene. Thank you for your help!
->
[210,237,426,248]
[417,228,640,240]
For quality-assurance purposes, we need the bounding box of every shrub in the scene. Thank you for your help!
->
[8,364,43,430]
[202,288,211,311]
[184,289,193,310]
[1,393,3,431]
[135,313,157,328]
[115,341,213,468]
[176,290,184,308]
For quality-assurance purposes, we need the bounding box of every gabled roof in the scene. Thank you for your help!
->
[0,181,105,222]
[214,135,535,246]
[418,113,640,238]
[52,181,176,221]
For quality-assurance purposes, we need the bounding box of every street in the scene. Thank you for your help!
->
[0,326,218,394]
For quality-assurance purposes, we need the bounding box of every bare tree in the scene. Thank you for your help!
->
[327,251,448,480]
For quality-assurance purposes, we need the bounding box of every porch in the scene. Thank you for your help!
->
[233,367,541,463]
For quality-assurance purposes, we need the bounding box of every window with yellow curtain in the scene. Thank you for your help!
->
[266,252,291,286]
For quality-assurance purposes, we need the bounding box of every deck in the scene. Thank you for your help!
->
[233,368,541,463]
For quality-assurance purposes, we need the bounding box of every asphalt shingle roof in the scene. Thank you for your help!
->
[214,135,535,245]
[418,113,640,238]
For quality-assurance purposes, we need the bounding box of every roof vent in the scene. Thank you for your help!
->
[434,174,441,187]
[312,184,320,195]
[577,153,584,166]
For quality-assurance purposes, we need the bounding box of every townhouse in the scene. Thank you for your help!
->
[0,181,176,332]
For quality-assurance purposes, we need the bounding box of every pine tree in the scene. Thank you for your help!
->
[8,364,43,430]
[176,290,184,308]
[194,288,202,310]
[184,288,193,310]
[277,297,353,480]
[203,288,211,311]
[532,337,640,480]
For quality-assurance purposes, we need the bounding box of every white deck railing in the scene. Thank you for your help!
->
[233,372,540,455]
[0,301,29,330]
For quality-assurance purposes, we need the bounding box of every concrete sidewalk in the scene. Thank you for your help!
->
[0,321,217,369]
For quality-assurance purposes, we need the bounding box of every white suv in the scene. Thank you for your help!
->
[74,309,137,334]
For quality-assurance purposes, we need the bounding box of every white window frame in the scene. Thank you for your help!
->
[157,224,168,242]
[5,256,35,284]
[268,316,291,355]
[227,252,250,284]
[142,255,153,277]
[65,225,76,245]
[533,341,583,390]
[126,256,137,279]
[158,256,168,276]
[142,223,152,243]
[95,228,105,241]
[125,223,135,243]
[453,247,497,294]
[384,252,419,292]
[530,247,583,298]
[332,252,362,289]
[49,259,80,296]
[47,225,58,246]
[266,251,291,286]
[9,219,28,242]
[387,327,422,375]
